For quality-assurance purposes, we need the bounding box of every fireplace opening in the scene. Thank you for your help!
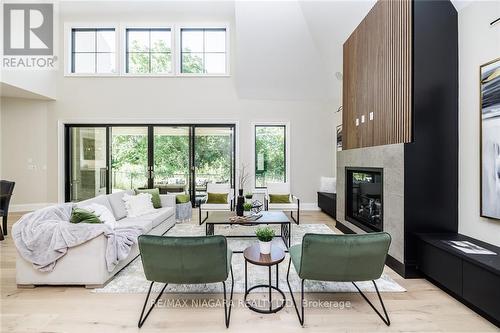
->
[345,167,383,232]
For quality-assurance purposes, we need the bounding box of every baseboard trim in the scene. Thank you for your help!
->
[335,220,356,234]
[10,203,56,213]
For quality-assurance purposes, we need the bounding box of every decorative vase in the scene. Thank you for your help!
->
[259,241,272,254]
[236,189,245,216]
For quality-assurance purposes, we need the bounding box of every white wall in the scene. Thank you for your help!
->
[458,0,500,246]
[0,98,50,207]
[0,1,340,209]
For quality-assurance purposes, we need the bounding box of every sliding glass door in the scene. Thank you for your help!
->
[66,124,235,205]
[194,126,234,203]
[67,127,108,202]
[110,127,149,192]
[153,126,190,194]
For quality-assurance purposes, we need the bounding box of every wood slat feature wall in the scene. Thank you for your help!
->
[343,0,412,150]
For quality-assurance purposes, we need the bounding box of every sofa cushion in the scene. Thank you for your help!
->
[135,188,162,209]
[76,195,113,214]
[139,207,174,228]
[108,190,134,220]
[115,217,153,234]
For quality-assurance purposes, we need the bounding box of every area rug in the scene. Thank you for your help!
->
[93,223,406,294]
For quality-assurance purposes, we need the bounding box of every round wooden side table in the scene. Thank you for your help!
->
[243,244,286,314]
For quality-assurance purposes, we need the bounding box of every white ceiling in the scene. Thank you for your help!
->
[234,0,376,101]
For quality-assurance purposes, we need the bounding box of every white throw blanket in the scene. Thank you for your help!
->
[12,204,142,272]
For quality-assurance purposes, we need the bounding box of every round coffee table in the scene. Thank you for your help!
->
[243,244,286,314]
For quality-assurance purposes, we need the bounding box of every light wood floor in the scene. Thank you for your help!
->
[1,211,497,332]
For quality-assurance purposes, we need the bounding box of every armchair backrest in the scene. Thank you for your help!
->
[298,232,391,282]
[207,183,230,194]
[139,235,230,284]
[0,180,15,214]
[266,182,291,195]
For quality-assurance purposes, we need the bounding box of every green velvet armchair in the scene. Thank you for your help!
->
[287,232,391,326]
[138,235,234,328]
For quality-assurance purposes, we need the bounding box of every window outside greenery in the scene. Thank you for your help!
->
[126,28,172,74]
[255,126,286,188]
[109,127,233,192]
[111,127,148,190]
[181,28,226,74]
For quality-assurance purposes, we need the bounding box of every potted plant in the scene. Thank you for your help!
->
[255,227,275,254]
[243,202,253,216]
[245,192,253,200]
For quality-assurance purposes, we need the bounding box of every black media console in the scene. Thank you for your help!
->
[317,192,336,219]
[417,233,500,327]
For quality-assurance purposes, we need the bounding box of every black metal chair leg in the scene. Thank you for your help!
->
[352,281,390,326]
[138,281,168,328]
[3,216,7,235]
[223,266,234,328]
[297,199,300,224]
[286,258,305,326]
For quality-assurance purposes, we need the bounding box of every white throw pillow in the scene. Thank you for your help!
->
[122,193,156,218]
[320,177,337,193]
[80,203,117,229]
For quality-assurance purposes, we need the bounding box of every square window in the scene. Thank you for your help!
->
[180,28,227,74]
[126,28,172,74]
[71,28,116,74]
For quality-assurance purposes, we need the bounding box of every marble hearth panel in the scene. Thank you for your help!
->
[337,143,405,263]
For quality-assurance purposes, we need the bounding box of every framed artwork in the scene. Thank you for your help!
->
[480,57,500,219]
[336,125,343,151]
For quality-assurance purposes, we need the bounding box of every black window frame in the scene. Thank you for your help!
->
[180,28,227,74]
[71,28,116,74]
[65,123,236,207]
[254,124,287,189]
[125,28,172,74]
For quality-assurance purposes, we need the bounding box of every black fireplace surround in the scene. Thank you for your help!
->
[345,167,383,232]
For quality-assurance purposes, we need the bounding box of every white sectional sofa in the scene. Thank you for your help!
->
[16,190,176,288]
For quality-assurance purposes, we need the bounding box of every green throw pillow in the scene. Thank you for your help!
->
[207,192,228,204]
[176,194,190,204]
[70,208,102,224]
[269,194,291,204]
[135,188,162,209]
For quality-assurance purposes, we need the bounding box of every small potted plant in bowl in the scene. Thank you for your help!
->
[255,227,275,254]
[245,192,253,201]
[243,202,253,216]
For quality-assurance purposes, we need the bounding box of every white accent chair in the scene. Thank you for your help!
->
[265,182,300,224]
[199,183,234,225]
